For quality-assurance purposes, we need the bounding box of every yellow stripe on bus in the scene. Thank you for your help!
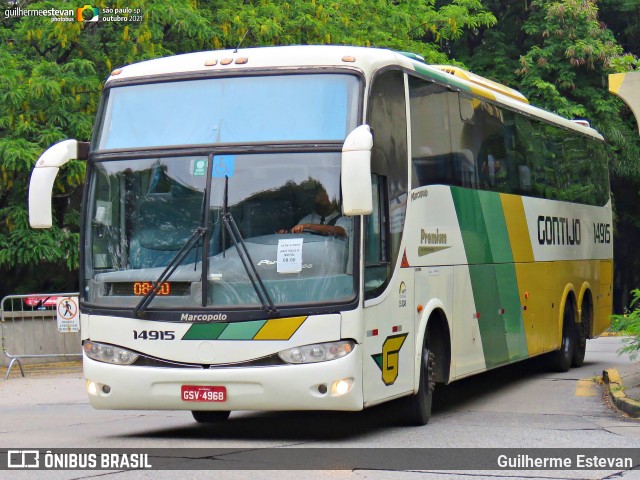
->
[253,316,307,340]
[608,72,625,95]
[500,194,534,263]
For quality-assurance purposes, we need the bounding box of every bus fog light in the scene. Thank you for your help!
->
[332,378,353,396]
[278,340,355,364]
[86,380,98,396]
[83,341,139,365]
[86,380,112,396]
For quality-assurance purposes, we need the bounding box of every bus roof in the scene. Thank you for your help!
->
[107,45,603,141]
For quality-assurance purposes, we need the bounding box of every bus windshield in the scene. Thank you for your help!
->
[95,74,360,150]
[84,152,356,310]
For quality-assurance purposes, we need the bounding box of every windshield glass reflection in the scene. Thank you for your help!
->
[84,153,355,310]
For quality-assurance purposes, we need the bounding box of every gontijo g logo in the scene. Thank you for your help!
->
[371,333,409,386]
[76,5,99,22]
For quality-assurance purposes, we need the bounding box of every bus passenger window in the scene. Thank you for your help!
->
[366,69,408,298]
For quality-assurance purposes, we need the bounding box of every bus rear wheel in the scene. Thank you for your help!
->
[571,320,587,368]
[191,410,231,423]
[572,299,591,368]
[404,344,435,426]
[550,305,575,372]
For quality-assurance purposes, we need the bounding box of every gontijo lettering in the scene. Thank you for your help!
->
[537,215,581,245]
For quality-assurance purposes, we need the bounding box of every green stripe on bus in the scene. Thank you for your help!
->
[452,187,528,365]
[182,323,228,340]
[468,264,509,367]
[412,63,472,94]
[478,191,527,360]
[218,320,267,340]
[478,191,513,264]
[451,188,493,264]
[494,264,528,360]
[182,321,268,340]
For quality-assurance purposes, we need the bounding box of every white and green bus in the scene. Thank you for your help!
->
[29,46,613,425]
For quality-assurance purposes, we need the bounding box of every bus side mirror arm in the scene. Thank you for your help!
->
[29,139,89,229]
[341,125,373,216]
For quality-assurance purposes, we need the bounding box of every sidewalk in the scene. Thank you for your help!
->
[603,361,640,418]
[3,359,82,379]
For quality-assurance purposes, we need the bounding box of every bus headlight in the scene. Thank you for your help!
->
[278,340,354,364]
[83,341,139,365]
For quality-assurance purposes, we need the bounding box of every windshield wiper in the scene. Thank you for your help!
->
[221,175,278,316]
[133,227,206,317]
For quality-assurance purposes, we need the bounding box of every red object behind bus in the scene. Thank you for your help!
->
[24,296,59,309]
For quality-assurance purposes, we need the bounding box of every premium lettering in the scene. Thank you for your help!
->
[421,228,447,245]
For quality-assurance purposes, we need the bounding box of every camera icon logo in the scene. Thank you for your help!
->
[7,450,40,469]
[76,5,99,22]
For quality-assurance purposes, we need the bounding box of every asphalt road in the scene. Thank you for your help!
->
[2,336,640,479]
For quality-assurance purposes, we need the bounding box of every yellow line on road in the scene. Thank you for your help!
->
[575,378,597,397]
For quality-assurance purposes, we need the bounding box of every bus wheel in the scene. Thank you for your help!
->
[551,305,575,372]
[191,410,231,423]
[571,320,587,368]
[572,299,591,368]
[404,344,435,426]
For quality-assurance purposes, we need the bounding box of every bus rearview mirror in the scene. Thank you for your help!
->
[29,139,88,229]
[341,125,373,216]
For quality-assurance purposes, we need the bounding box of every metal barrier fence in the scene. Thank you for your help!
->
[1,293,81,380]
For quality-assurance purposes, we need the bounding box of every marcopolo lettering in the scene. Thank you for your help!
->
[411,190,429,201]
[180,313,228,322]
[537,215,581,246]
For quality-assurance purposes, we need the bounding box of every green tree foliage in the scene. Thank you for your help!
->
[612,288,640,358]
[0,0,497,297]
[448,0,640,312]
[600,0,640,58]
[199,0,496,63]
[0,0,213,296]
[517,1,634,125]
[519,1,640,312]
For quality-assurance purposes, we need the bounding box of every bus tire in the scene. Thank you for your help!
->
[191,410,231,423]
[550,305,575,372]
[571,321,587,368]
[404,343,435,426]
[572,299,591,368]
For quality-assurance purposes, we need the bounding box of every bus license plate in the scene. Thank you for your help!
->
[181,385,226,402]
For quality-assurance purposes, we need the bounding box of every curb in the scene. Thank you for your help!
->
[603,368,640,418]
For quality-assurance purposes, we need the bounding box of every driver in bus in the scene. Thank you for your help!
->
[280,187,350,237]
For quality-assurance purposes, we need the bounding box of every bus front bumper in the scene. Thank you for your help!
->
[83,347,363,412]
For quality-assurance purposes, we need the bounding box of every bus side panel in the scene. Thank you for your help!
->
[506,194,613,349]
[513,262,553,356]
[451,265,486,379]
[596,259,613,336]
[362,269,415,406]
[451,188,530,368]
